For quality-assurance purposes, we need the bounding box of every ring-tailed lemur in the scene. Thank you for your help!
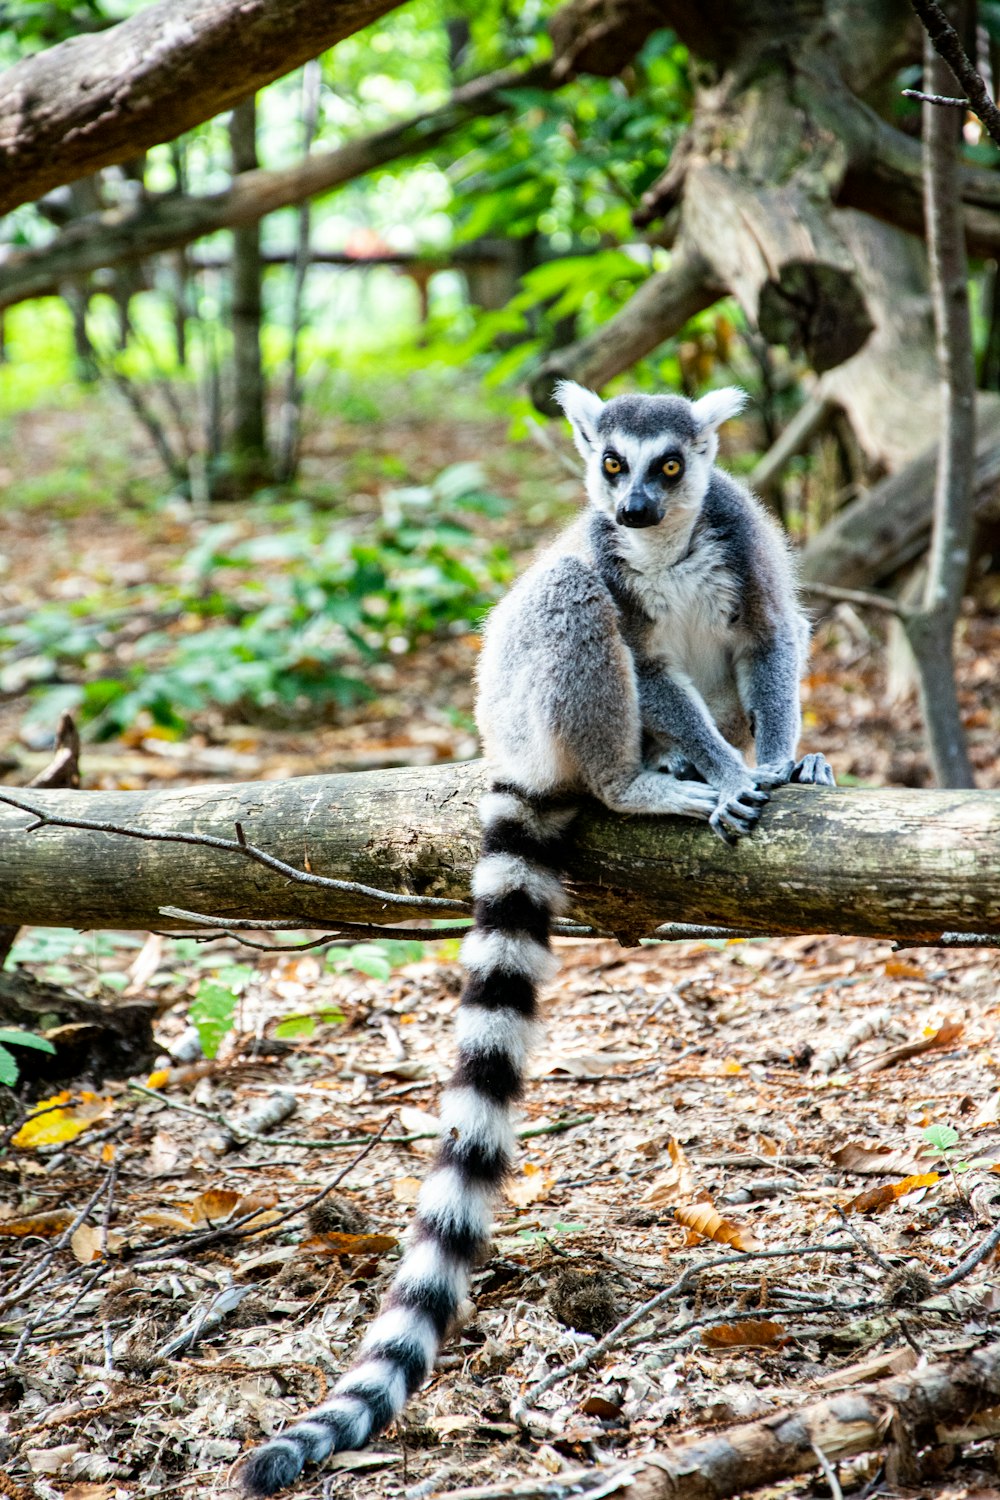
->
[240,383,833,1495]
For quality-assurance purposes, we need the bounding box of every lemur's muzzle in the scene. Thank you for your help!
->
[616,487,663,529]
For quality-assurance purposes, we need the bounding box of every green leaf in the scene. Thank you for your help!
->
[0,1044,19,1086]
[923,1123,961,1154]
[0,1028,57,1054]
[275,1015,317,1040]
[189,981,239,1061]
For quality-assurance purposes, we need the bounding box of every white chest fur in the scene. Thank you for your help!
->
[622,529,741,708]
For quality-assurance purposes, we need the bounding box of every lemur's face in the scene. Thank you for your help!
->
[553,383,746,533]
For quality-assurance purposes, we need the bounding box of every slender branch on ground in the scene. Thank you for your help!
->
[0,792,469,914]
[157,905,597,943]
[934,1218,1000,1289]
[908,0,1000,148]
[0,1166,115,1314]
[510,1242,856,1424]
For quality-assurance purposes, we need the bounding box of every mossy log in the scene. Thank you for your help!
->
[1,764,998,944]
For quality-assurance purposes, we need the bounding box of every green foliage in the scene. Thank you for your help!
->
[323,938,426,980]
[0,1028,57,1087]
[3,463,511,737]
[189,969,250,1060]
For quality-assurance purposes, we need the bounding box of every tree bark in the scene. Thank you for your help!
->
[900,37,976,787]
[0,62,551,313]
[0,0,404,215]
[0,767,998,942]
[462,1343,1000,1500]
[228,97,269,484]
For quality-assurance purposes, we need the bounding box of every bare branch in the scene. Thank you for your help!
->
[908,0,1000,149]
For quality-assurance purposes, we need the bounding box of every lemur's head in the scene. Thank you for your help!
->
[554,382,746,531]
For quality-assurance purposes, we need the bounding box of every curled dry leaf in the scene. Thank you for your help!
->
[0,1208,74,1238]
[702,1319,787,1347]
[859,1020,964,1074]
[641,1136,695,1206]
[674,1203,760,1252]
[844,1172,940,1214]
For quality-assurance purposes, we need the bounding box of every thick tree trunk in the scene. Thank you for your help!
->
[0,0,404,215]
[0,768,998,942]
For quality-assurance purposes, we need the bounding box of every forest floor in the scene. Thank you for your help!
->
[1,382,999,1500]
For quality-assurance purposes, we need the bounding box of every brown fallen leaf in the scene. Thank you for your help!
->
[702,1319,786,1347]
[844,1172,940,1214]
[832,1142,928,1176]
[392,1175,423,1205]
[858,1020,964,1074]
[310,1231,399,1256]
[507,1161,554,1207]
[675,1202,760,1252]
[579,1394,624,1419]
[71,1224,125,1263]
[0,1209,74,1238]
[188,1188,242,1224]
[642,1136,695,1206]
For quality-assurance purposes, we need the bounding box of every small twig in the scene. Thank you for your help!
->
[0,1167,114,1313]
[0,793,468,914]
[833,1204,894,1272]
[934,1218,1000,1289]
[901,88,968,107]
[812,1443,844,1500]
[511,1242,856,1423]
[157,906,597,946]
[801,581,904,616]
[907,0,1000,149]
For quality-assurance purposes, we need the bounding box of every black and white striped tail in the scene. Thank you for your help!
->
[240,785,575,1495]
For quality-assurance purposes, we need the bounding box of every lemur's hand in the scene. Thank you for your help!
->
[708,769,772,845]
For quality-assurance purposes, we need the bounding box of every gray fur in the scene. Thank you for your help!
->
[480,381,833,840]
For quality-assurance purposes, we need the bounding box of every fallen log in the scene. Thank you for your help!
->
[0,764,998,943]
[443,1341,1000,1500]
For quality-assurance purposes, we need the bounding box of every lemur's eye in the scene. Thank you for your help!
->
[662,456,683,478]
[603,455,622,476]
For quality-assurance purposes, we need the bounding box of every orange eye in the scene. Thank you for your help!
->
[603,456,621,475]
[662,457,682,478]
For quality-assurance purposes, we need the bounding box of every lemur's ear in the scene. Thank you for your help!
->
[691,386,746,432]
[554,380,604,461]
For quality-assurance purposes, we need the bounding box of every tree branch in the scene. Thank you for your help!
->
[0,0,412,215]
[0,764,999,943]
[0,62,551,312]
[901,34,976,787]
[908,0,1000,149]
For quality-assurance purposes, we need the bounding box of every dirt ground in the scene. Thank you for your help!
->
[1,391,1000,1500]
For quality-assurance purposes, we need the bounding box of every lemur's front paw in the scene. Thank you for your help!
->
[790,752,836,786]
[751,758,796,789]
[709,778,769,844]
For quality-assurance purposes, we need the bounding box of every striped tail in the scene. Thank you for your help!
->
[240,785,575,1495]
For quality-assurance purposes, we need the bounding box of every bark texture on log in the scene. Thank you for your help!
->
[0,63,550,312]
[0,766,998,942]
[0,0,404,215]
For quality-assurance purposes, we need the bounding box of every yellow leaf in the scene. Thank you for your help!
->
[146,1069,170,1089]
[12,1091,113,1148]
[722,1058,744,1075]
[844,1172,939,1214]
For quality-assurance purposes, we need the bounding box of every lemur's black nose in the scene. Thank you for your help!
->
[617,497,660,528]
